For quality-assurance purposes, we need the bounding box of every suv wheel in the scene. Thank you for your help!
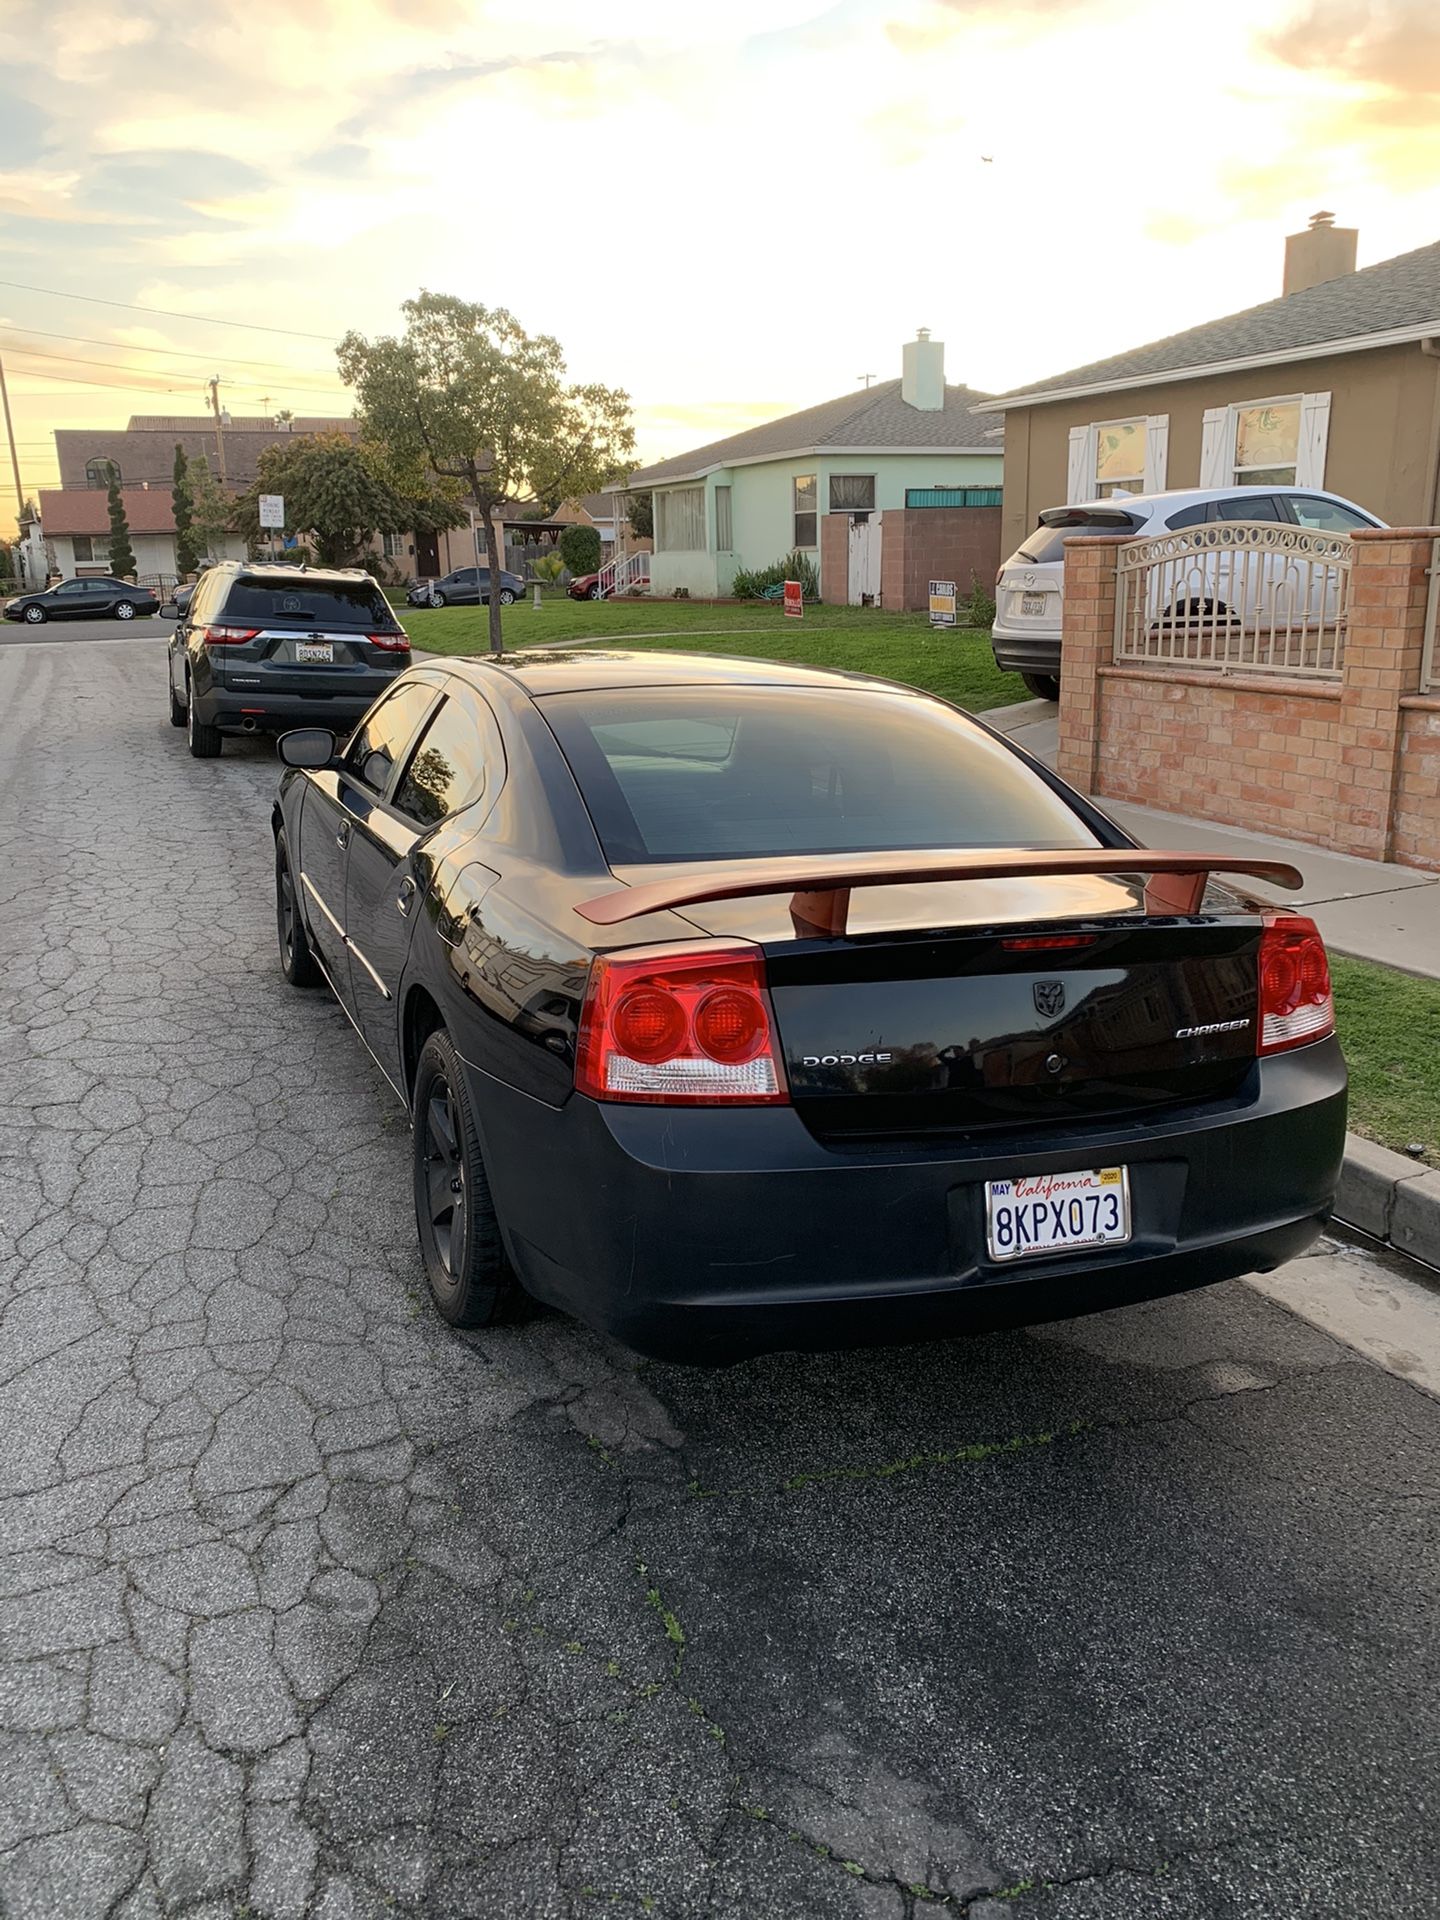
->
[412,1030,516,1328]
[114,600,136,621]
[168,675,186,727]
[1021,673,1061,701]
[186,678,222,758]
[22,604,45,625]
[275,831,322,988]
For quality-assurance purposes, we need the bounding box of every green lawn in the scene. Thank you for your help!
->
[400,596,1025,712]
[1332,956,1440,1167]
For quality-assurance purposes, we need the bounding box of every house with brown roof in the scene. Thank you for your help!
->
[978,215,1440,561]
[625,333,1003,605]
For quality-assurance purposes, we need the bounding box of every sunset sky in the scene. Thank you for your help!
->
[1,0,1437,535]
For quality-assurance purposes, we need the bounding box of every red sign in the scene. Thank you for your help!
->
[783,579,803,619]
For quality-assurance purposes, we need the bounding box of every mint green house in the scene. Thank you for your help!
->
[626,333,1004,607]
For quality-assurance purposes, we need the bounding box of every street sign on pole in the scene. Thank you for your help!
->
[928,579,957,627]
[783,579,803,620]
[258,494,285,530]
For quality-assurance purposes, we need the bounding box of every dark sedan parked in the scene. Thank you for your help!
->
[270,651,1346,1362]
[406,566,525,609]
[4,576,160,624]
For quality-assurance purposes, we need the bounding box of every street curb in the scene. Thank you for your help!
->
[1336,1132,1440,1266]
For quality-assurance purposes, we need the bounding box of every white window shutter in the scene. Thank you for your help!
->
[1067,425,1093,504]
[1143,414,1169,493]
[1297,392,1332,489]
[1199,407,1230,489]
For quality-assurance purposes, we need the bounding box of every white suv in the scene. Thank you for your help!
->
[991,485,1384,700]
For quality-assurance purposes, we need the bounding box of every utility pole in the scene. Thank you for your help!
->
[207,377,228,484]
[0,349,24,517]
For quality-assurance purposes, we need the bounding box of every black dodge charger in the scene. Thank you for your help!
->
[271,650,1346,1361]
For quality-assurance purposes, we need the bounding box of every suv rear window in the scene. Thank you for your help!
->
[540,687,1099,865]
[1015,508,1145,565]
[221,575,399,629]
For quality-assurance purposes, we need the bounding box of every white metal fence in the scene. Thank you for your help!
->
[1114,521,1352,678]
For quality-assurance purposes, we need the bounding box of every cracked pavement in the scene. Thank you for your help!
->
[2,633,1438,1920]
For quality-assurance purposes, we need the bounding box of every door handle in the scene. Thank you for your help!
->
[335,821,351,850]
[396,876,417,916]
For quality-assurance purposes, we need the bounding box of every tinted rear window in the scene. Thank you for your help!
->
[1016,509,1144,564]
[221,575,398,629]
[541,688,1099,865]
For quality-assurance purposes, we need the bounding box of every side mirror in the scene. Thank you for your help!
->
[278,727,337,769]
[159,603,180,620]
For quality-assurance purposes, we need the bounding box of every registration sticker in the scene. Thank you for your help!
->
[985,1166,1131,1263]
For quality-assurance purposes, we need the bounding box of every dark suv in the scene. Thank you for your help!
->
[166,563,410,758]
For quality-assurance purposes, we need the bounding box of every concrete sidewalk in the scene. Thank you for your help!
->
[986,698,1440,982]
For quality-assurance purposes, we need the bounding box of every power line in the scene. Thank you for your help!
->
[6,366,190,394]
[0,277,337,342]
[5,343,349,400]
[0,322,335,379]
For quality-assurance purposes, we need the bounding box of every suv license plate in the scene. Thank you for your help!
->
[295,641,334,663]
[986,1167,1130,1263]
[1021,593,1047,616]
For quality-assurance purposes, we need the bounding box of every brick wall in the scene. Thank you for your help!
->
[1056,528,1440,873]
[820,514,848,606]
[877,507,1003,613]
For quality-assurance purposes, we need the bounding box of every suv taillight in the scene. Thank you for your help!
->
[1257,915,1334,1055]
[366,631,410,652]
[575,942,789,1105]
[200,624,258,645]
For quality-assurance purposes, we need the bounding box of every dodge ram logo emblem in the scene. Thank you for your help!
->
[1033,980,1066,1018]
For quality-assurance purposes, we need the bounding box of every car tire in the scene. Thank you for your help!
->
[1021,673,1061,701]
[168,677,187,727]
[185,678,222,758]
[114,600,136,621]
[22,604,45,624]
[412,1029,517,1329]
[275,831,323,989]
[499,588,515,606]
[586,583,601,600]
[431,591,447,608]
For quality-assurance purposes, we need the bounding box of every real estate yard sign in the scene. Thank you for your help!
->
[928,580,957,627]
[783,580,803,619]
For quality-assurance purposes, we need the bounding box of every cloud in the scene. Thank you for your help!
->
[1265,0,1440,95]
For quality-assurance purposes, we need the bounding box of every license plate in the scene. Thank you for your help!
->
[985,1166,1130,1263]
[1021,593,1048,616]
[295,641,334,663]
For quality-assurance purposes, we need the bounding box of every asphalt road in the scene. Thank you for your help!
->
[0,614,175,646]
[2,634,1438,1920]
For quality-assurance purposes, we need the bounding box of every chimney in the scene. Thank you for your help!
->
[901,328,945,411]
[1284,210,1358,297]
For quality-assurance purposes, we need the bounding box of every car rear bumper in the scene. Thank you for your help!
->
[198,682,398,733]
[465,1038,1347,1362]
[991,622,1063,676]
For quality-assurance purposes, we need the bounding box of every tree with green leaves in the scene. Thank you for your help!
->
[172,444,200,577]
[103,463,136,578]
[558,523,602,577]
[626,491,653,541]
[338,292,635,655]
[188,460,234,561]
[234,432,457,569]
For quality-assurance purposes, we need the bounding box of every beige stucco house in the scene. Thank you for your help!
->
[979,215,1440,560]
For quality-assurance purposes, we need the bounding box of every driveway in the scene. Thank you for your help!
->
[2,636,1439,1920]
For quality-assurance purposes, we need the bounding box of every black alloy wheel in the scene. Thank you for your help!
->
[412,1029,514,1328]
[275,832,322,987]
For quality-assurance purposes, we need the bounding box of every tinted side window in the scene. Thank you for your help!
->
[1286,495,1375,532]
[189,572,227,624]
[344,682,439,792]
[1217,495,1282,522]
[393,691,499,826]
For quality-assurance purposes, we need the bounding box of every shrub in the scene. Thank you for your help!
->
[531,554,564,585]
[558,523,602,575]
[963,569,997,628]
[730,550,819,600]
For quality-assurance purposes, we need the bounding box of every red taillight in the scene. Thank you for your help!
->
[1257,915,1334,1056]
[366,631,410,651]
[1001,934,1097,952]
[200,624,258,645]
[575,942,789,1105]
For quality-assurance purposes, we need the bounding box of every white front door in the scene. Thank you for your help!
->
[847,513,882,605]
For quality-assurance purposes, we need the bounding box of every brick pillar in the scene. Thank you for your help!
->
[1055,534,1126,794]
[819,514,848,606]
[1332,529,1435,860]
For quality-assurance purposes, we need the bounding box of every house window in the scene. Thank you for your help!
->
[72,535,110,563]
[1094,420,1145,497]
[655,486,706,552]
[714,485,733,551]
[382,531,407,559]
[793,474,817,548]
[829,474,876,512]
[1233,400,1301,486]
[85,458,118,489]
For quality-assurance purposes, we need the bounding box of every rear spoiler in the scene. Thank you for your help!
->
[575,849,1305,940]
